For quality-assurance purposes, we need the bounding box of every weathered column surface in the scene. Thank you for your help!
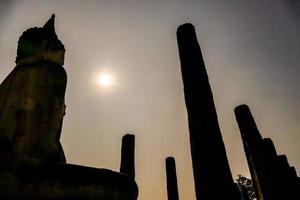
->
[120,134,135,179]
[235,105,274,200]
[165,157,179,200]
[235,104,299,200]
[177,23,238,200]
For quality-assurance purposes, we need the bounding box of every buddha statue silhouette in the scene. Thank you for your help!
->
[0,15,138,200]
[0,14,66,162]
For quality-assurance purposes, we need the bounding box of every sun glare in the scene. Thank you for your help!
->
[97,73,112,87]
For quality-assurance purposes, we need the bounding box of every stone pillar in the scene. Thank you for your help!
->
[165,157,179,200]
[176,23,238,200]
[235,105,275,200]
[235,104,300,200]
[120,134,135,179]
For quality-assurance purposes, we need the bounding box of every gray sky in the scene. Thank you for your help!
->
[0,1,299,199]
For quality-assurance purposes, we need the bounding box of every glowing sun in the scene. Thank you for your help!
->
[97,73,112,87]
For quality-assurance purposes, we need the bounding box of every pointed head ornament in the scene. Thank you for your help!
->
[43,14,55,33]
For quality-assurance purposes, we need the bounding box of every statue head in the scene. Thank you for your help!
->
[16,14,65,66]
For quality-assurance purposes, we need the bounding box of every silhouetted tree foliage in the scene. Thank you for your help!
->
[236,175,257,200]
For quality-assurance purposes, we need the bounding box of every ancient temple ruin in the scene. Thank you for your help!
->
[0,15,138,200]
[0,14,298,200]
[171,23,299,200]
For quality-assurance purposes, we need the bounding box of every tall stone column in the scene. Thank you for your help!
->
[176,23,238,200]
[235,104,299,200]
[234,105,274,200]
[165,157,179,200]
[120,134,135,179]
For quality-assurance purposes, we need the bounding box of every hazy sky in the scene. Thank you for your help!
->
[1,1,299,199]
